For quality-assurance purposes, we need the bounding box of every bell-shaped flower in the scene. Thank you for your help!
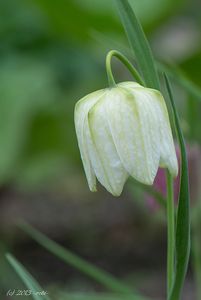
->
[74,82,178,196]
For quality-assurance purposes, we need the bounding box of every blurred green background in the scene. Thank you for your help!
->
[0,0,200,299]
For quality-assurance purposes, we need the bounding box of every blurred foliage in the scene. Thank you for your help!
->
[0,0,104,188]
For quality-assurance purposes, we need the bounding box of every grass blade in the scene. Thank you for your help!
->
[18,222,147,299]
[6,253,50,300]
[158,62,201,102]
[115,0,160,89]
[164,75,190,300]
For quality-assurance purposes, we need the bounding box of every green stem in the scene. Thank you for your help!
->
[166,170,175,298]
[165,75,190,300]
[106,50,145,87]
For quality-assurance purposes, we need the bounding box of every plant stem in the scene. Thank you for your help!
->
[165,75,190,300]
[166,170,175,298]
[106,50,145,87]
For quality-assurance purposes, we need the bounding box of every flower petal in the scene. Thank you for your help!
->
[118,81,141,88]
[120,83,178,177]
[74,90,105,191]
[106,87,160,185]
[87,94,128,196]
[148,90,178,177]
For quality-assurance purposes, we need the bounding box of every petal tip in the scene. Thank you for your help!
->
[169,161,179,179]
[111,190,122,197]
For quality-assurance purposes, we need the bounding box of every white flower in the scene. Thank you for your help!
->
[74,82,178,196]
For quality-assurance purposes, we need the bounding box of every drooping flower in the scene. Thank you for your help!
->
[74,82,178,196]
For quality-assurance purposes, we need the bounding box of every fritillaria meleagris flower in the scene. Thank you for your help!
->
[75,82,178,196]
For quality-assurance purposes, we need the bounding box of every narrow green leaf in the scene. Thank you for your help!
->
[18,222,146,299]
[164,75,190,300]
[158,63,201,102]
[115,0,160,89]
[6,253,50,300]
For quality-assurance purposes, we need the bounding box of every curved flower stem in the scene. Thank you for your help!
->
[106,50,145,87]
[166,170,175,298]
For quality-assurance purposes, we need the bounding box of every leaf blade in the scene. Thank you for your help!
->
[164,75,190,300]
[158,62,201,102]
[6,253,50,300]
[18,222,148,299]
[115,0,160,89]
